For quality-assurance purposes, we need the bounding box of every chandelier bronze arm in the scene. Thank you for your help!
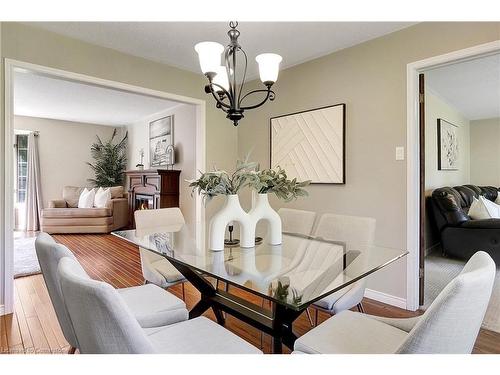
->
[205,82,233,109]
[239,88,276,110]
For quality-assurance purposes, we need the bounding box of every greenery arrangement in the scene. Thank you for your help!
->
[251,166,310,202]
[188,157,258,203]
[87,129,128,187]
[189,156,310,203]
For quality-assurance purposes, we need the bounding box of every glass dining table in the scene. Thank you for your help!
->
[113,224,407,353]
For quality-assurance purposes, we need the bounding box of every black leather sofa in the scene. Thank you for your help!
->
[431,184,500,264]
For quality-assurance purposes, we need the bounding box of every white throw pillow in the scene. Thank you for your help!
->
[78,188,96,208]
[94,187,111,208]
[480,196,500,218]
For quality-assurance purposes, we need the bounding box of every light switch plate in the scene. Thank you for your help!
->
[396,146,405,161]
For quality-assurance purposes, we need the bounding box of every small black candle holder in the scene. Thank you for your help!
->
[224,224,240,246]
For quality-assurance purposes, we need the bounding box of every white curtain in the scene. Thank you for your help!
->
[25,132,43,231]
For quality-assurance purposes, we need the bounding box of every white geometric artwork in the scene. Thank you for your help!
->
[271,104,345,184]
[437,118,459,171]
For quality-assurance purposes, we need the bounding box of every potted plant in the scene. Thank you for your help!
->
[249,166,311,245]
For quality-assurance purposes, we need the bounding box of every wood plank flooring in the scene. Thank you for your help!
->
[1,233,499,354]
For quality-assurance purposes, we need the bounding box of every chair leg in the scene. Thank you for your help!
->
[357,302,365,313]
[181,282,186,301]
[68,346,77,354]
[305,308,314,327]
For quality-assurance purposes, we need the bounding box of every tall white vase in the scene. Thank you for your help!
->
[209,194,254,251]
[249,193,282,246]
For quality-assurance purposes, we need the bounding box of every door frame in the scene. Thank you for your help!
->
[406,40,500,311]
[3,58,207,314]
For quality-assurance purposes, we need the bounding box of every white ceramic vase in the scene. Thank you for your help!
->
[249,193,282,246]
[209,194,254,251]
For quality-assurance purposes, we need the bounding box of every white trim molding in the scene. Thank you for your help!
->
[405,40,500,312]
[0,305,5,316]
[2,58,207,316]
[364,289,407,310]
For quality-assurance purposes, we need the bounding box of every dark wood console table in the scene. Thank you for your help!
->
[125,169,181,228]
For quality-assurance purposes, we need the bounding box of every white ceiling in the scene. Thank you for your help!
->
[426,53,500,121]
[14,71,181,126]
[26,22,415,79]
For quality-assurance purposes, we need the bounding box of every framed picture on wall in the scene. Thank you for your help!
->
[270,103,346,184]
[149,115,174,167]
[437,118,459,171]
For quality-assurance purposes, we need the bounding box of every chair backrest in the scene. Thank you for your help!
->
[313,213,376,251]
[58,257,155,354]
[397,251,496,354]
[134,207,185,230]
[278,208,317,236]
[35,233,80,348]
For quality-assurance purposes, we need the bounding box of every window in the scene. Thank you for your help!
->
[16,134,28,204]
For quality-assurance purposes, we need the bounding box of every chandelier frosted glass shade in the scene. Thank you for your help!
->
[194,41,224,75]
[212,66,230,93]
[255,53,283,85]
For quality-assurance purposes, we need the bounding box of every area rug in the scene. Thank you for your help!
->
[14,236,41,278]
[424,250,500,333]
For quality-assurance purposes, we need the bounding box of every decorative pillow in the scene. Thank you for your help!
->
[78,188,96,208]
[94,187,112,208]
[480,196,500,218]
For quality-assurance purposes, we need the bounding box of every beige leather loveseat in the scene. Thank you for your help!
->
[41,186,128,234]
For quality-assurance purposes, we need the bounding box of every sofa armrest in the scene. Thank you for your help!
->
[111,198,128,230]
[459,219,500,229]
[48,199,67,208]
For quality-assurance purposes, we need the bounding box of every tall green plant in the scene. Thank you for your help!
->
[87,129,128,187]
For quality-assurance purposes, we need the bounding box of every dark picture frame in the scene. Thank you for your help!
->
[270,103,346,184]
[437,118,459,171]
[149,115,174,167]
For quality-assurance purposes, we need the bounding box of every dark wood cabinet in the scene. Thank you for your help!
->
[126,169,181,228]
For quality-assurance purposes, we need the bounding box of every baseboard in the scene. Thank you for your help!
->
[364,288,407,309]
[0,305,4,316]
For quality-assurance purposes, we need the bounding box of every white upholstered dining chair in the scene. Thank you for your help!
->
[311,213,376,323]
[57,256,262,354]
[293,251,495,354]
[134,208,187,299]
[35,232,189,353]
[278,208,317,236]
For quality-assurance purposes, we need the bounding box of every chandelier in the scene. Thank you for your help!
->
[195,21,282,126]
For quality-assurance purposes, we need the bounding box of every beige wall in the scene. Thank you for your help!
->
[238,22,500,299]
[424,91,470,250]
[14,116,119,209]
[127,104,197,224]
[470,117,500,186]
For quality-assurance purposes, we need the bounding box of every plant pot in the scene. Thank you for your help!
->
[249,193,282,246]
[209,194,254,250]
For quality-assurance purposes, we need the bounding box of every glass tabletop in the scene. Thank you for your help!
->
[113,224,407,311]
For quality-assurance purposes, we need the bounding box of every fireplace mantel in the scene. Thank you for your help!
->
[125,169,181,228]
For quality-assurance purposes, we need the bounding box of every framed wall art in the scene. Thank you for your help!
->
[437,118,459,171]
[149,115,174,167]
[270,103,345,184]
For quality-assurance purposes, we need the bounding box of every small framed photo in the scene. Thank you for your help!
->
[149,115,174,167]
[437,118,459,171]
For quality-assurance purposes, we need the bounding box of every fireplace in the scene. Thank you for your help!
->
[126,169,181,228]
[135,194,154,210]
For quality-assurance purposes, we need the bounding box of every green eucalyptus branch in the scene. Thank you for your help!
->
[251,166,311,202]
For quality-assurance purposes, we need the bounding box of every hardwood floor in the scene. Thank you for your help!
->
[1,233,499,354]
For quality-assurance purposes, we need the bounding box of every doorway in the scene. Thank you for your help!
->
[3,59,207,314]
[406,40,500,312]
